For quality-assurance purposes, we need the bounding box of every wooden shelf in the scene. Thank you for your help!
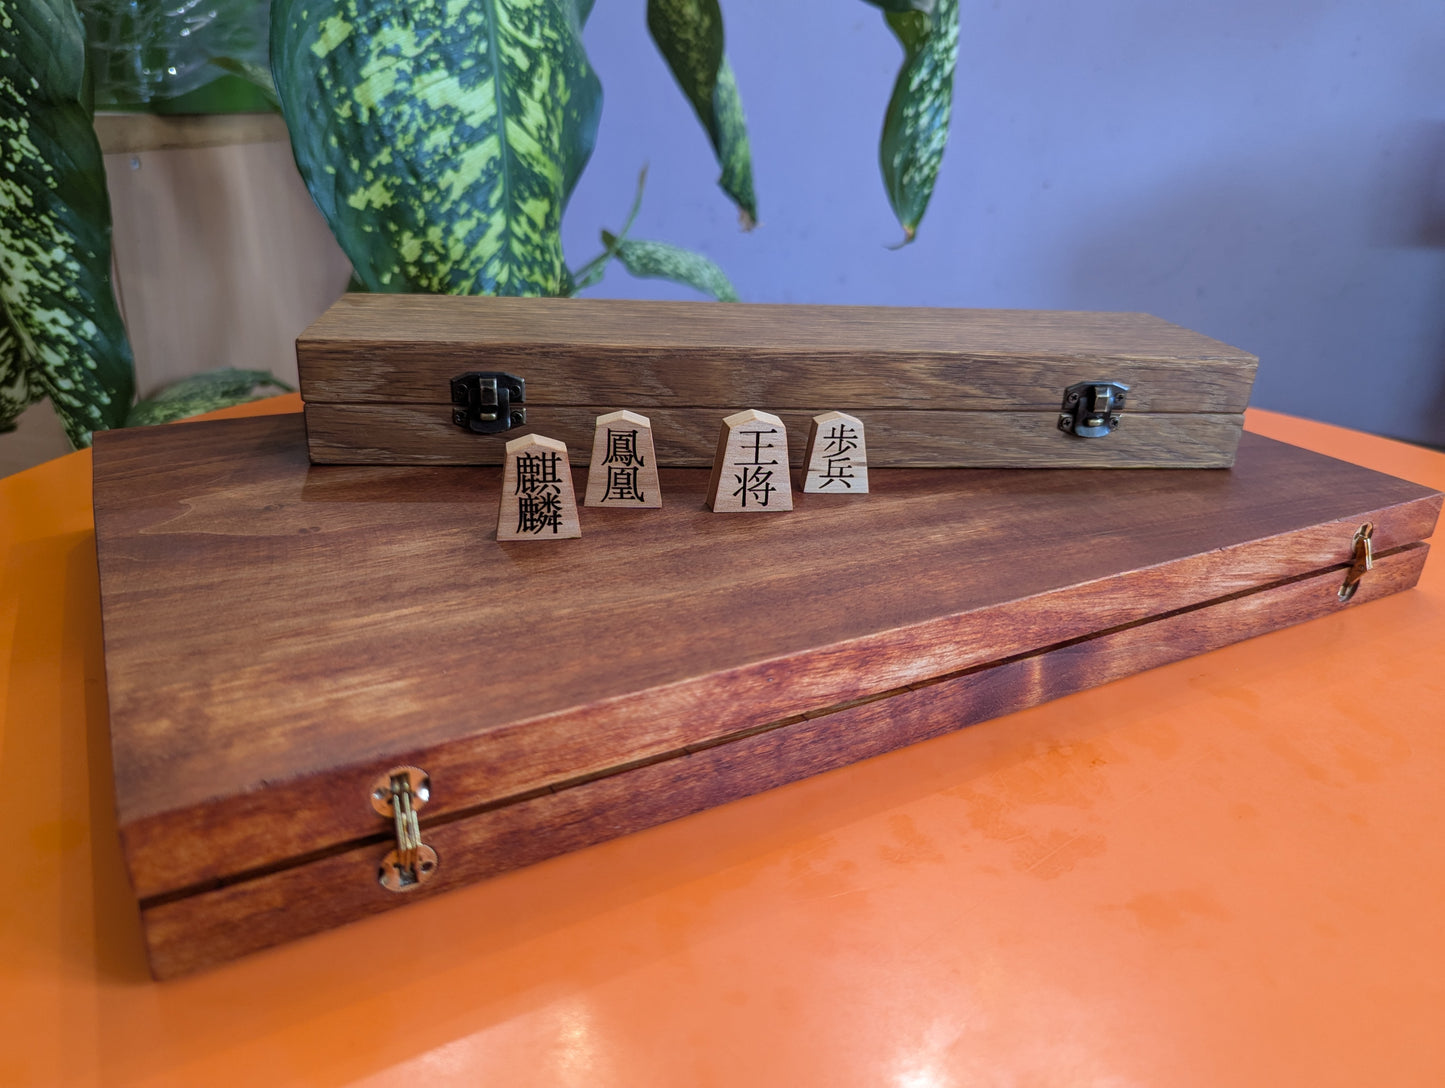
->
[94,112,288,155]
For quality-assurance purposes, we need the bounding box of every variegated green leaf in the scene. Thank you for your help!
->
[0,0,134,446]
[646,0,756,226]
[711,60,755,227]
[271,0,603,296]
[600,230,738,301]
[878,0,958,242]
[0,318,40,430]
[126,368,292,427]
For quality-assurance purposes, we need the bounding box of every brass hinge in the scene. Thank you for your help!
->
[1338,522,1374,602]
[370,766,438,892]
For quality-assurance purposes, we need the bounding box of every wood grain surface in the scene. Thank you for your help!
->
[303,403,1247,468]
[91,413,1440,921]
[94,112,290,154]
[295,297,1257,469]
[297,296,1256,411]
[138,543,1430,978]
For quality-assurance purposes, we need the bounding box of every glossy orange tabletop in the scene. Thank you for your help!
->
[3,397,1444,1087]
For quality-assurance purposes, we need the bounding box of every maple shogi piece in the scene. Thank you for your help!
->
[497,434,582,540]
[802,411,869,494]
[705,409,794,513]
[584,410,663,508]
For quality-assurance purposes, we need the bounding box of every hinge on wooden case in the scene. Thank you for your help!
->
[1059,381,1128,438]
[371,766,438,892]
[1338,522,1374,602]
[450,371,526,434]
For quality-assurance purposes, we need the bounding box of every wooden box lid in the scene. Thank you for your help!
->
[92,414,1439,976]
[295,296,1259,468]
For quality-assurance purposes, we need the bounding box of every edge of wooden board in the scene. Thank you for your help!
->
[138,543,1428,979]
[107,474,1444,904]
[297,349,1256,413]
[303,403,1247,469]
[298,296,1259,365]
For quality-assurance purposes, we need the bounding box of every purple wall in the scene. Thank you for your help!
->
[561,0,1445,446]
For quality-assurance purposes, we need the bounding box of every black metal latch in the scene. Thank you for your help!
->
[450,371,526,434]
[1059,381,1128,438]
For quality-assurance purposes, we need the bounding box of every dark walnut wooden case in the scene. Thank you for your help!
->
[92,414,1439,978]
[295,295,1258,469]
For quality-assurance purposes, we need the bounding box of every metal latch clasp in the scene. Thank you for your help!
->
[450,371,526,434]
[371,766,438,892]
[1059,381,1128,438]
[1338,522,1374,602]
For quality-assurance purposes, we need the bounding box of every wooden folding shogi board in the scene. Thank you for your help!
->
[91,413,1439,977]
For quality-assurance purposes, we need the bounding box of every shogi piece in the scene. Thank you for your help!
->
[584,410,663,508]
[706,409,794,512]
[497,434,581,540]
[802,411,869,494]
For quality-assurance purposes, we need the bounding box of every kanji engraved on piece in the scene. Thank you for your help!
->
[497,434,582,540]
[584,410,663,508]
[705,409,794,513]
[802,411,869,494]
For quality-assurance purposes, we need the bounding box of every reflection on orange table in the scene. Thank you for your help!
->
[2,397,1443,1087]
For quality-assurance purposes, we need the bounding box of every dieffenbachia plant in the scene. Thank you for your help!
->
[645,0,756,229]
[123,367,294,425]
[271,0,960,300]
[271,0,604,295]
[869,0,959,243]
[269,0,750,298]
[570,166,736,300]
[1,0,133,445]
[0,0,297,447]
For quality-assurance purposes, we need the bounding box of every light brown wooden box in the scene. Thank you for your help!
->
[295,295,1259,469]
[92,414,1438,978]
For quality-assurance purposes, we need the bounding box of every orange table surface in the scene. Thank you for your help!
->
[3,397,1444,1087]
